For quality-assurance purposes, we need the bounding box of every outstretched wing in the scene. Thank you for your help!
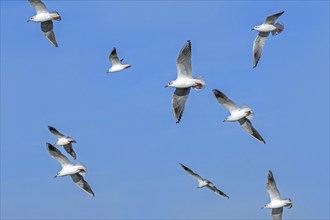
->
[267,170,281,201]
[41,21,58,47]
[48,125,64,138]
[28,0,49,14]
[109,47,122,65]
[253,32,269,68]
[238,118,266,144]
[264,11,285,24]
[70,173,95,197]
[206,182,230,199]
[63,143,76,160]
[212,89,240,113]
[46,143,71,167]
[179,163,203,182]
[272,207,283,220]
[176,40,192,79]
[172,88,190,123]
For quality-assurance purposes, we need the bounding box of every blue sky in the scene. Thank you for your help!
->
[1,1,329,219]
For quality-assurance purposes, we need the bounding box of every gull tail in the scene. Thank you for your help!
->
[272,22,284,36]
[193,76,206,92]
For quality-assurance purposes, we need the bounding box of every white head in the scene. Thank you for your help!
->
[164,81,175,88]
[252,26,260,31]
[27,16,35,22]
[75,163,87,176]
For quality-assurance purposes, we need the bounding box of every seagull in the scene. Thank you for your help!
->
[165,40,206,123]
[46,143,95,197]
[48,126,77,159]
[107,47,131,73]
[263,170,292,220]
[27,0,61,47]
[179,163,229,199]
[212,89,266,144]
[252,11,285,68]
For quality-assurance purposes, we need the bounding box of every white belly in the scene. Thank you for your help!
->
[258,24,276,32]
[267,200,286,209]
[56,137,70,146]
[226,110,247,122]
[33,13,53,22]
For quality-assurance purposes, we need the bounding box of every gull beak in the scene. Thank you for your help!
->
[164,85,168,88]
[54,175,57,178]
[251,28,254,31]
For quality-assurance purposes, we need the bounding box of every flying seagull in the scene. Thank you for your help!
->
[27,0,61,47]
[263,170,292,220]
[165,40,206,123]
[46,143,95,197]
[212,89,266,144]
[179,163,229,199]
[48,126,77,159]
[107,47,131,73]
[252,11,285,68]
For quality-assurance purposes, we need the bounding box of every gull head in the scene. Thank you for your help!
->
[252,26,260,31]
[76,162,87,176]
[27,16,35,22]
[68,137,76,143]
[165,81,174,88]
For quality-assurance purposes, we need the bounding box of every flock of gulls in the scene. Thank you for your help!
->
[27,0,292,219]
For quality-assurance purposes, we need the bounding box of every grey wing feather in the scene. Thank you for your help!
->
[212,89,240,113]
[46,143,71,167]
[63,143,76,160]
[28,0,48,14]
[238,118,266,144]
[48,125,64,138]
[179,163,203,181]
[206,183,230,199]
[176,40,192,78]
[172,88,190,123]
[70,173,95,197]
[265,11,285,24]
[41,21,58,47]
[272,208,283,220]
[253,32,269,68]
[267,170,281,201]
[109,47,121,65]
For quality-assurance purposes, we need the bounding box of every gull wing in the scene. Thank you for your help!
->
[253,32,269,68]
[264,11,285,24]
[41,21,58,47]
[70,173,95,197]
[179,163,203,182]
[28,0,49,14]
[172,88,190,123]
[267,170,281,201]
[272,207,283,220]
[238,118,266,144]
[46,143,71,167]
[206,182,230,199]
[63,143,76,160]
[109,47,122,65]
[176,40,192,79]
[48,125,64,138]
[212,89,240,113]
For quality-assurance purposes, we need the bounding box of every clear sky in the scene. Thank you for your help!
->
[1,1,329,219]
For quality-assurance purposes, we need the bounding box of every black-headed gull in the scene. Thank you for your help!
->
[212,89,266,144]
[27,0,61,47]
[179,163,229,199]
[46,143,95,197]
[48,126,77,159]
[252,11,285,68]
[107,47,131,73]
[165,40,206,123]
[263,170,292,220]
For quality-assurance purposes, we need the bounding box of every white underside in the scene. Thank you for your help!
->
[108,64,130,73]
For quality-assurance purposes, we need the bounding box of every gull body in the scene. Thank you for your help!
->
[213,89,265,144]
[263,170,292,220]
[46,143,94,197]
[48,126,77,159]
[179,163,229,199]
[27,0,61,47]
[165,40,206,123]
[107,47,131,73]
[252,11,285,68]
